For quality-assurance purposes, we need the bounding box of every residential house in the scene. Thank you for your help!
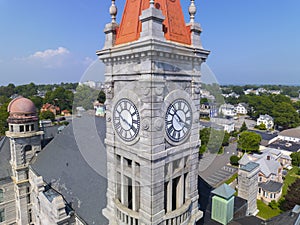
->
[239,150,285,204]
[211,117,235,133]
[235,103,248,115]
[257,114,274,130]
[61,110,71,116]
[219,104,236,117]
[41,103,60,116]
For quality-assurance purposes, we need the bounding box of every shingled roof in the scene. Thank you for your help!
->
[31,115,108,225]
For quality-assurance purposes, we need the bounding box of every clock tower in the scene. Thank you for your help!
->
[97,0,210,224]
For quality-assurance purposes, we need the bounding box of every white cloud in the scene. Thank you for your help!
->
[29,47,70,59]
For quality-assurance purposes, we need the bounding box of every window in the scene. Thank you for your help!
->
[31,124,34,131]
[10,125,13,132]
[0,189,3,203]
[26,125,30,132]
[20,126,24,132]
[0,209,4,222]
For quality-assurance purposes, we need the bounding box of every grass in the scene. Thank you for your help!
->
[281,167,299,197]
[225,173,238,185]
[257,200,281,220]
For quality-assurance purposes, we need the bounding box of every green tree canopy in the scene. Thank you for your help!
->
[290,152,300,166]
[0,102,9,135]
[73,85,99,110]
[230,155,240,166]
[238,131,261,153]
[97,90,106,104]
[39,110,55,121]
[239,121,248,132]
[44,87,74,111]
[281,179,300,211]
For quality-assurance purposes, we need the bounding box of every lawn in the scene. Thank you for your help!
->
[225,173,237,185]
[282,166,299,197]
[257,200,281,220]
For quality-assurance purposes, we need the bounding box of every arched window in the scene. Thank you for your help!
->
[0,189,3,203]
[24,145,32,152]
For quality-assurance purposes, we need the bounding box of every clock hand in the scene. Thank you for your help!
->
[120,114,131,128]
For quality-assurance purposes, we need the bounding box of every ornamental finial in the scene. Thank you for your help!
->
[150,0,155,8]
[109,0,117,23]
[189,0,196,23]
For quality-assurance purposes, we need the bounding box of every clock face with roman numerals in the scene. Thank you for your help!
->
[165,99,192,143]
[113,98,140,142]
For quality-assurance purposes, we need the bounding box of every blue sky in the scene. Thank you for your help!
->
[0,0,299,86]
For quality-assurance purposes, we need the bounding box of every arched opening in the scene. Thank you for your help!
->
[0,189,3,203]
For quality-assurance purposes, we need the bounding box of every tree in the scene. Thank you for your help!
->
[44,87,74,111]
[0,102,9,135]
[281,179,300,211]
[272,102,300,129]
[239,121,248,132]
[200,98,209,105]
[73,85,99,110]
[255,123,267,130]
[39,110,55,121]
[238,131,261,153]
[222,132,230,146]
[97,90,106,104]
[290,152,300,166]
[230,155,240,166]
[30,96,43,110]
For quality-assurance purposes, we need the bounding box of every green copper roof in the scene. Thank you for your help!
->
[211,183,235,200]
[240,161,259,172]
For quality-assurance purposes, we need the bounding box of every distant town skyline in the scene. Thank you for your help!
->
[1,0,299,86]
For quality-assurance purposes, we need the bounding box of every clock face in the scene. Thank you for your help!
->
[113,99,140,142]
[165,99,192,142]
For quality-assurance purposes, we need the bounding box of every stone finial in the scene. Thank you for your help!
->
[109,0,117,23]
[150,0,155,8]
[189,0,197,23]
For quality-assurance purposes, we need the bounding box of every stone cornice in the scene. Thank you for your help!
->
[97,39,210,64]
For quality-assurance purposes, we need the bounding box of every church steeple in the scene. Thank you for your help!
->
[115,0,191,45]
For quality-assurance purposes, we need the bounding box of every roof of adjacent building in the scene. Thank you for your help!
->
[31,115,108,225]
[240,162,259,172]
[238,154,251,166]
[197,176,263,225]
[0,137,12,179]
[268,140,300,152]
[258,114,273,121]
[256,157,281,177]
[279,128,300,139]
[265,206,300,225]
[211,183,235,200]
[258,180,283,193]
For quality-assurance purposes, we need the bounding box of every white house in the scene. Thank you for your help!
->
[211,117,235,133]
[257,114,274,130]
[235,103,248,115]
[219,104,236,117]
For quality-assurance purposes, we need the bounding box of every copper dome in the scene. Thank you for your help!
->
[8,96,37,114]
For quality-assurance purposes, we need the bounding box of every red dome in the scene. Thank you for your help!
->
[8,97,37,114]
